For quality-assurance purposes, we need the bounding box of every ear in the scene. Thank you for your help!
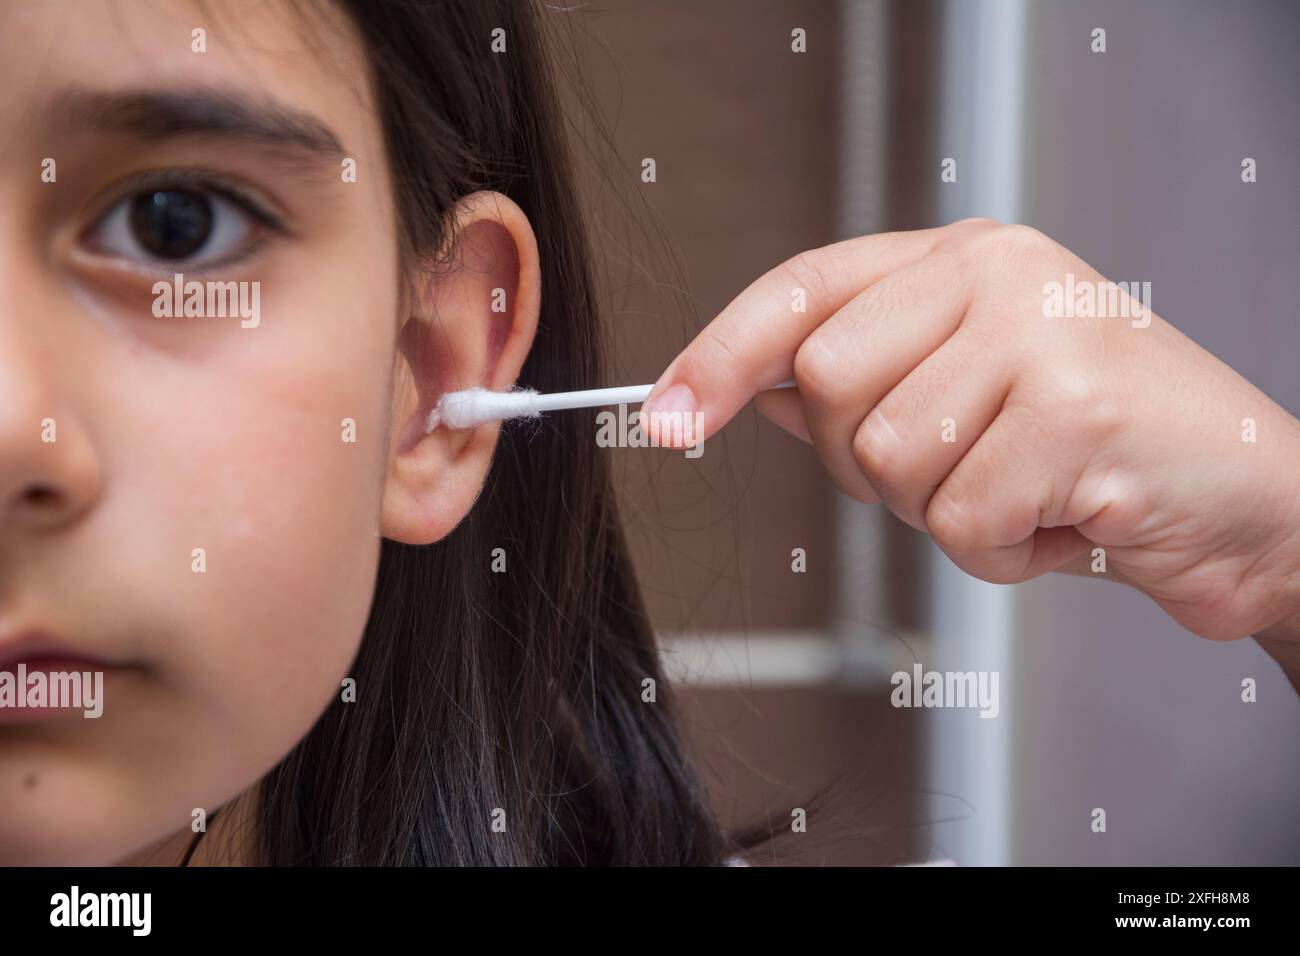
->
[381,191,540,545]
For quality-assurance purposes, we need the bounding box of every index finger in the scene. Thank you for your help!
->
[640,226,948,445]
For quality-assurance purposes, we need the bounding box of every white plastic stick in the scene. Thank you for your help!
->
[427,378,798,430]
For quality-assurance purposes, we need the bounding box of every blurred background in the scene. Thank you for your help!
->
[553,0,1300,864]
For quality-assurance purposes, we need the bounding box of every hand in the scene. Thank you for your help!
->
[641,219,1300,644]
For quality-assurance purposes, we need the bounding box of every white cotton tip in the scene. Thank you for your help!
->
[425,387,541,431]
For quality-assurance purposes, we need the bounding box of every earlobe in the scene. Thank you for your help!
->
[380,191,541,545]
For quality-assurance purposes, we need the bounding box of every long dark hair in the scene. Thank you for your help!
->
[250,0,739,865]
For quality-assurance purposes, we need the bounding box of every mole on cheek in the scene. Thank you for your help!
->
[23,773,37,790]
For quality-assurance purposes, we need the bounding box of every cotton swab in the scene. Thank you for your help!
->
[426,378,798,430]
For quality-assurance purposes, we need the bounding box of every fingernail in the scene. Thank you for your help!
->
[643,383,696,418]
[642,383,698,446]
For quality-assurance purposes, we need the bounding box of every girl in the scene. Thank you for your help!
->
[0,0,1296,867]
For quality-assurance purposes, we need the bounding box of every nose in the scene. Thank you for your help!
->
[0,329,102,533]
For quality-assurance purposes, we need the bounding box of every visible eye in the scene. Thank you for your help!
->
[82,179,281,270]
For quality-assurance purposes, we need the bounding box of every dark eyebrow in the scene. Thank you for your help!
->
[52,87,346,160]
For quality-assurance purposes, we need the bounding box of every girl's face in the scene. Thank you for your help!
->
[0,1,538,864]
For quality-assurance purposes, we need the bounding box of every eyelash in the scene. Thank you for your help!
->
[80,170,288,273]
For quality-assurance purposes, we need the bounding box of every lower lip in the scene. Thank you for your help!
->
[0,658,116,726]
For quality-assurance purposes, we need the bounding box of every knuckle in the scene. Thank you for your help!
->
[952,216,1002,233]
[698,322,748,371]
[925,491,980,554]
[933,217,1000,255]
[781,249,834,305]
[792,330,848,401]
[1076,482,1143,544]
[995,223,1050,251]
[1051,372,1095,416]
[851,410,905,486]
[1042,372,1119,441]
[966,222,1051,265]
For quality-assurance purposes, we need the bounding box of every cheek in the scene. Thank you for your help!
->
[198,354,387,703]
[2,314,398,865]
[115,287,397,807]
[176,398,384,724]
